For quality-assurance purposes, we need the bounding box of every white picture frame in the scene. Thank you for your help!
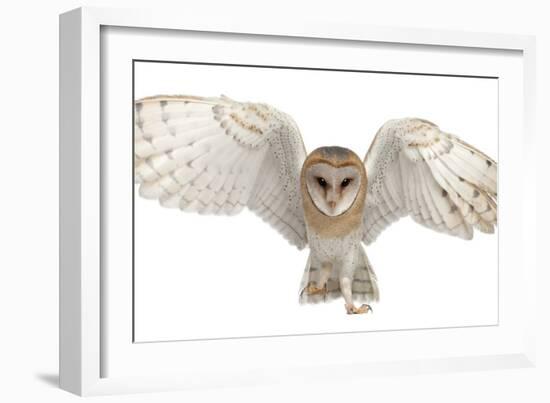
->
[59,6,537,396]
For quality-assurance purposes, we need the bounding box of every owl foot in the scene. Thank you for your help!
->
[345,303,372,315]
[305,283,327,296]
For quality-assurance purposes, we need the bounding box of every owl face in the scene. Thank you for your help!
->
[304,162,362,216]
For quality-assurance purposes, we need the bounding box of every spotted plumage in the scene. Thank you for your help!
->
[134,94,498,315]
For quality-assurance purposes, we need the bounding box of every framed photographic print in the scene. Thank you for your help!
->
[59,6,537,396]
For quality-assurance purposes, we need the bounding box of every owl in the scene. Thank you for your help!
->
[134,94,497,315]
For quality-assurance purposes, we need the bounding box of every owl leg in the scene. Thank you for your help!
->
[305,262,332,296]
[340,259,371,315]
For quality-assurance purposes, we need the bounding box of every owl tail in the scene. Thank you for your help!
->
[298,246,380,304]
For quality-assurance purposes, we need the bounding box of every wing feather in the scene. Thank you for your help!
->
[363,118,497,245]
[135,95,308,249]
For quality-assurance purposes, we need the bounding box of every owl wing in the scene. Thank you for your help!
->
[362,118,497,245]
[134,95,308,249]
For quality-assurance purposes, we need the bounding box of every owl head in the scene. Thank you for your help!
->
[302,146,366,217]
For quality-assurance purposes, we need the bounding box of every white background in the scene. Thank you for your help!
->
[134,62,498,342]
[1,1,549,402]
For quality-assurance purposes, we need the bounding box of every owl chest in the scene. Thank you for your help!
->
[307,229,362,263]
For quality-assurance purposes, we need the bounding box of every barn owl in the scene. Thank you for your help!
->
[134,94,497,315]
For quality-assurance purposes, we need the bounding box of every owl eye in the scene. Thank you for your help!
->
[317,177,327,188]
[341,178,352,187]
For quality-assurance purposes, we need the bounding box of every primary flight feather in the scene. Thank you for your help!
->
[134,94,497,315]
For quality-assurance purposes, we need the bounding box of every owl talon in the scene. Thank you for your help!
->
[345,303,372,315]
[305,283,327,296]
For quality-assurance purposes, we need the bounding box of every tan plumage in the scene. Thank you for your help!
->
[300,147,366,239]
[134,94,497,315]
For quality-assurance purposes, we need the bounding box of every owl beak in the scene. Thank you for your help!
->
[328,201,336,210]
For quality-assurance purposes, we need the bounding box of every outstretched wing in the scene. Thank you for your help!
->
[134,95,308,249]
[362,118,497,245]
